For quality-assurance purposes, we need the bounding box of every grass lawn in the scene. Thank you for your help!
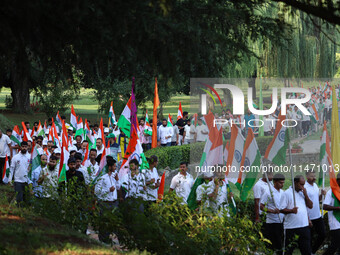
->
[0,185,148,255]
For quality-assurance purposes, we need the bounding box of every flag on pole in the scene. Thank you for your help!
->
[236,128,261,201]
[130,77,138,138]
[118,127,149,180]
[84,119,95,147]
[29,145,41,180]
[75,117,84,140]
[225,125,245,183]
[144,110,152,136]
[152,77,160,148]
[82,144,89,166]
[55,111,63,131]
[319,121,330,186]
[108,101,116,126]
[10,125,21,146]
[58,146,69,183]
[158,172,165,200]
[167,114,173,127]
[259,76,264,137]
[309,104,319,123]
[2,155,10,184]
[117,97,132,137]
[187,177,205,210]
[37,121,45,137]
[264,113,290,165]
[191,113,198,127]
[205,128,223,167]
[21,122,32,142]
[177,102,183,120]
[99,118,105,147]
[70,105,77,131]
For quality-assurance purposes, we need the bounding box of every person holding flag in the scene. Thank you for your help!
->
[121,159,146,201]
[38,155,59,198]
[176,111,189,145]
[0,129,12,183]
[8,141,31,205]
[260,173,285,253]
[304,171,326,254]
[279,175,313,255]
[144,155,160,202]
[94,157,121,244]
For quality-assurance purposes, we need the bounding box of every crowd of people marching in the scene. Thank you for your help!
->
[0,82,339,253]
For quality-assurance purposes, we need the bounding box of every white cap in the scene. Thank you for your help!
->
[68,127,73,131]
[42,139,48,146]
[45,129,49,135]
[104,127,109,133]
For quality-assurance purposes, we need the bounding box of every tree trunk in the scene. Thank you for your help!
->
[9,49,31,113]
[222,89,232,109]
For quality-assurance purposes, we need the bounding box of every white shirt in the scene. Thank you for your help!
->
[96,145,104,155]
[121,172,146,199]
[280,187,309,229]
[260,188,284,223]
[95,172,118,201]
[305,182,321,220]
[144,168,160,201]
[8,152,31,183]
[31,165,44,197]
[184,125,191,140]
[263,116,273,132]
[0,134,11,158]
[253,179,273,215]
[158,125,173,144]
[170,172,194,204]
[196,180,215,208]
[171,125,179,143]
[196,124,208,142]
[324,190,340,230]
[83,160,99,184]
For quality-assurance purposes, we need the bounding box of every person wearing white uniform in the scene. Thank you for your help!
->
[95,158,121,244]
[279,175,313,255]
[83,149,99,185]
[323,173,340,255]
[31,154,48,197]
[0,129,12,184]
[144,155,160,202]
[196,172,215,210]
[253,171,273,223]
[121,159,146,200]
[158,119,173,147]
[260,173,285,253]
[195,119,208,142]
[169,162,194,204]
[305,171,326,254]
[8,142,31,205]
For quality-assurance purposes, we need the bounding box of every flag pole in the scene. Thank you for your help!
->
[261,157,282,223]
[321,169,325,218]
[288,142,296,207]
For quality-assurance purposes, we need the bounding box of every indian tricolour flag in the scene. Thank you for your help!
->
[264,114,289,166]
[92,148,108,185]
[2,155,10,184]
[55,111,63,132]
[236,128,261,201]
[70,105,77,131]
[84,119,95,147]
[21,122,32,142]
[11,125,21,146]
[117,97,132,137]
[109,101,116,126]
[75,117,84,140]
[167,114,173,127]
[144,110,152,136]
[58,145,69,183]
[199,112,218,167]
[225,125,244,183]
[177,101,183,120]
[37,121,45,137]
[29,146,41,180]
[309,103,319,123]
[205,128,223,167]
[118,127,149,180]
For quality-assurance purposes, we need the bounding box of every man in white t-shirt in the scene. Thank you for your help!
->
[0,129,12,184]
[171,125,179,146]
[196,172,215,210]
[169,162,194,204]
[253,171,273,223]
[260,173,285,253]
[144,155,160,202]
[195,119,208,142]
[323,173,340,254]
[279,175,313,255]
[305,171,326,254]
[158,119,173,147]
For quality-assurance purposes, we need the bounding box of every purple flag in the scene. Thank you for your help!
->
[130,77,138,136]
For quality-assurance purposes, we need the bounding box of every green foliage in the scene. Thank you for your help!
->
[145,137,273,169]
[33,81,80,117]
[0,114,15,131]
[5,95,13,109]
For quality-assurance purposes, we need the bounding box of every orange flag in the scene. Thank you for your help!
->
[158,172,165,200]
[152,78,160,148]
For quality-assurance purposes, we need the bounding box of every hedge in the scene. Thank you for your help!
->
[145,136,274,170]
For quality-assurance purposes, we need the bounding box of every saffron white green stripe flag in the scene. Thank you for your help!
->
[70,105,77,131]
[109,101,116,126]
[75,118,84,140]
[236,128,261,201]
[55,111,63,131]
[11,125,21,146]
[144,110,152,136]
[199,112,216,167]
[29,146,41,180]
[264,114,289,166]
[117,97,132,137]
[177,101,183,120]
[37,121,45,137]
[167,114,173,128]
[2,155,10,183]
